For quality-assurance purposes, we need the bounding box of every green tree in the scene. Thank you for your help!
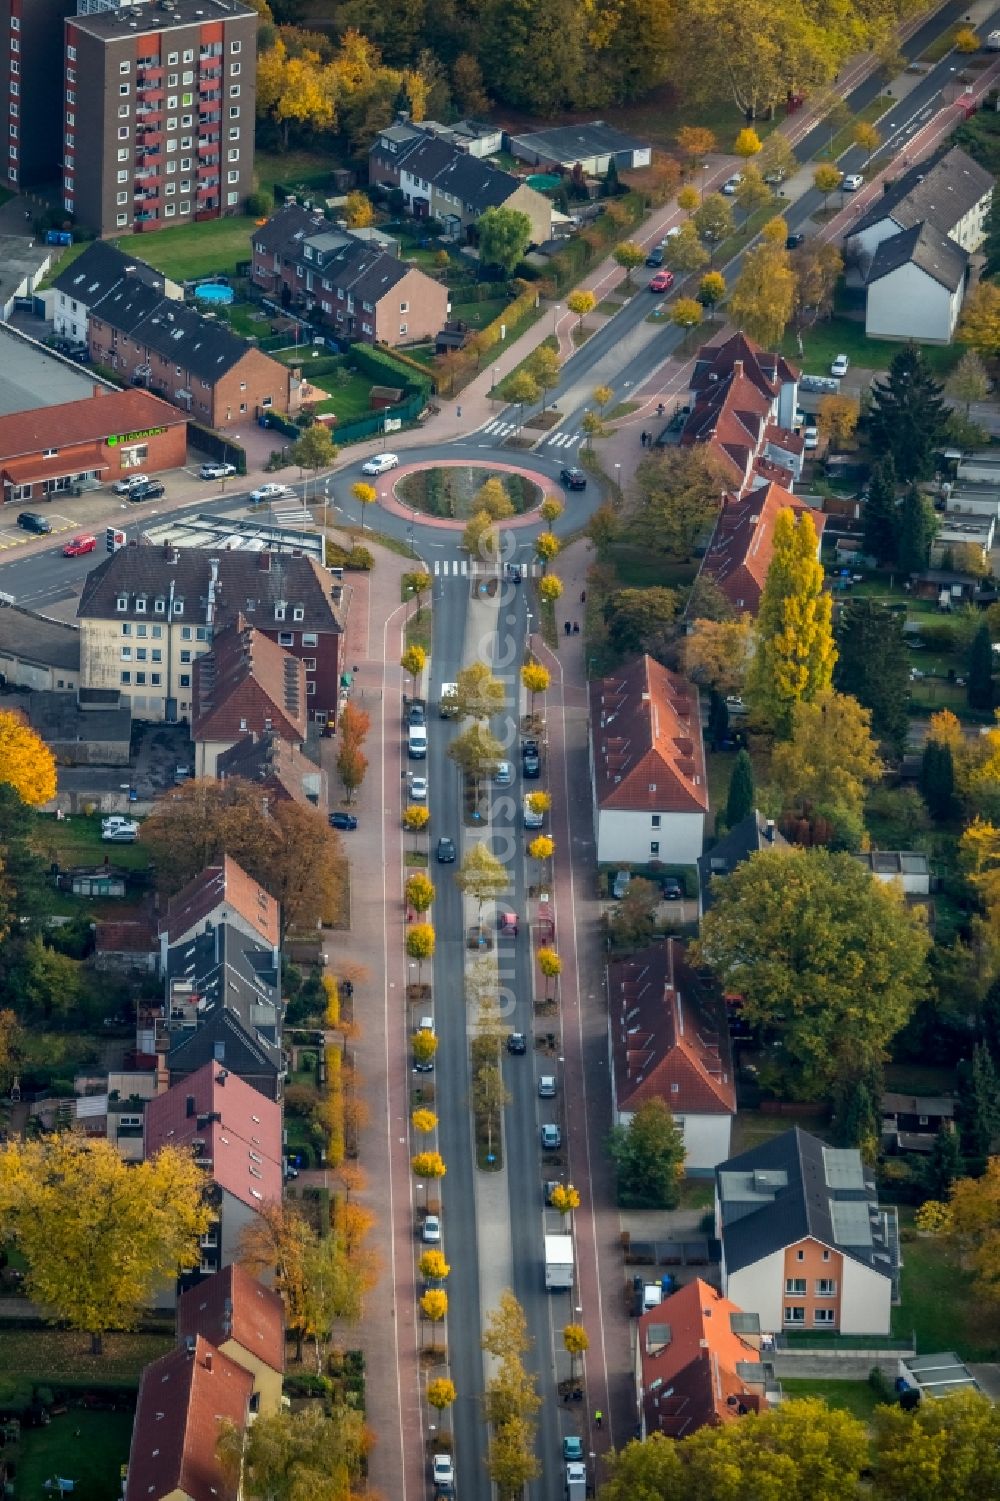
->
[969,622,995,712]
[834,598,910,755]
[608,1097,685,1208]
[664,219,710,275]
[401,644,427,695]
[219,1403,367,1501]
[612,240,645,285]
[606,876,662,949]
[770,689,883,848]
[947,349,991,415]
[814,161,843,207]
[528,344,560,412]
[862,456,899,566]
[725,749,755,828]
[473,476,515,521]
[871,1390,1000,1501]
[477,205,532,272]
[603,586,679,657]
[896,486,937,575]
[959,1040,1000,1164]
[735,164,772,217]
[631,447,726,561]
[920,737,956,821]
[693,192,734,245]
[567,289,596,328]
[447,722,504,790]
[455,841,508,918]
[351,481,377,529]
[733,125,762,159]
[868,345,949,483]
[506,369,539,424]
[291,423,337,499]
[452,661,506,721]
[698,269,726,316]
[729,239,795,346]
[405,922,435,982]
[695,847,931,1099]
[746,508,835,737]
[925,1123,963,1200]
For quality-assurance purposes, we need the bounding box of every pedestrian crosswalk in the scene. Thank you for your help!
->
[432,559,543,578]
[541,430,581,449]
[480,417,581,449]
[481,419,519,440]
[270,504,314,526]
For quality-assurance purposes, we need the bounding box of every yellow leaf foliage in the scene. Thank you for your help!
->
[0,711,56,806]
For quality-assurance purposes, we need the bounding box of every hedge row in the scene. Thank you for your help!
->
[325,1044,345,1169]
[351,342,432,397]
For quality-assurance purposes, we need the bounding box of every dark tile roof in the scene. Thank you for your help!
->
[716,1127,897,1280]
[0,603,80,672]
[165,920,281,1045]
[509,121,650,163]
[161,856,280,951]
[251,200,326,256]
[90,277,266,386]
[50,239,167,303]
[698,811,787,911]
[217,731,324,807]
[78,543,344,637]
[176,1264,284,1378]
[690,332,798,399]
[430,150,522,213]
[590,655,707,815]
[867,220,968,293]
[167,1008,281,1093]
[851,145,993,239]
[125,1335,252,1501]
[193,620,307,747]
[145,1058,283,1209]
[608,939,735,1117]
[253,203,413,302]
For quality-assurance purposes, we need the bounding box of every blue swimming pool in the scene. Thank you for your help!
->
[195,283,234,305]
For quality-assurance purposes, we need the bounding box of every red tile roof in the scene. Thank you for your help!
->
[161,855,280,949]
[697,482,827,615]
[144,1059,283,1212]
[682,368,772,488]
[217,731,325,808]
[690,331,799,399]
[0,387,184,463]
[638,1280,764,1439]
[609,938,735,1117]
[177,1264,284,1377]
[589,656,708,815]
[95,917,157,954]
[125,1335,252,1501]
[193,619,307,747]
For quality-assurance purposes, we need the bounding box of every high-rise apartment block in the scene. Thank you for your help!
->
[2,0,78,189]
[61,0,257,236]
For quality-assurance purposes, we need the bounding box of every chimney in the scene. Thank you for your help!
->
[765,819,775,843]
[204,1350,213,1372]
[733,360,743,379]
[258,550,272,572]
[185,1094,196,1118]
[163,543,179,565]
[92,383,102,399]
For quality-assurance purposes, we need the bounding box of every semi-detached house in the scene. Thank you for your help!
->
[250,201,446,347]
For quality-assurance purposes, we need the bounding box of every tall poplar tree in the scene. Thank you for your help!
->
[747,508,835,737]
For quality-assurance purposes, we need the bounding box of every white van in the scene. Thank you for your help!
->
[408,724,428,759]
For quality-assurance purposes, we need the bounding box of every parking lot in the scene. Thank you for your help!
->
[0,512,78,549]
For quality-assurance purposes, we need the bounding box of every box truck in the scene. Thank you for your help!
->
[545,1232,574,1291]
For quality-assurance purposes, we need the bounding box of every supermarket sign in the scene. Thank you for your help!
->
[107,426,167,447]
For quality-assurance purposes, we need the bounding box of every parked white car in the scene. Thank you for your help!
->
[409,774,428,801]
[200,461,236,480]
[249,482,292,503]
[361,453,399,476]
[842,173,864,191]
[102,819,139,842]
[831,354,850,378]
[722,174,743,195]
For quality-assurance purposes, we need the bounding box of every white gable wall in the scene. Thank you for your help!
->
[596,807,704,866]
[839,1255,893,1335]
[725,1248,785,1330]
[866,261,962,343]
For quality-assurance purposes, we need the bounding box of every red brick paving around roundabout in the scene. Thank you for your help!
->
[377,458,553,530]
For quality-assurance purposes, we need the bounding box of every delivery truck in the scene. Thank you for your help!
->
[545,1232,574,1291]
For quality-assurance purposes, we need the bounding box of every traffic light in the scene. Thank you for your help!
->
[106,527,126,553]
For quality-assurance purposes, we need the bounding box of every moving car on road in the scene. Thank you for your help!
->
[361,453,399,476]
[249,482,292,504]
[507,1032,527,1055]
[436,837,456,863]
[538,1075,557,1098]
[649,270,675,293]
[645,246,664,267]
[722,174,743,195]
[63,534,97,557]
[560,467,587,491]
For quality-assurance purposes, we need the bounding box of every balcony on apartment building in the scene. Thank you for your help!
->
[136,65,163,84]
[199,65,223,82]
[198,108,222,126]
[197,134,220,153]
[135,105,164,122]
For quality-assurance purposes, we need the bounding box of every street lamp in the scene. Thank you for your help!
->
[614,463,622,503]
[553,302,561,336]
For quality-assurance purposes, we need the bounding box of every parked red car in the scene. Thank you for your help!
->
[649,270,675,293]
[62,534,97,557]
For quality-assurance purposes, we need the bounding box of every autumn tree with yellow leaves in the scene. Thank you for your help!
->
[0,711,56,806]
[747,508,835,737]
[0,1136,210,1354]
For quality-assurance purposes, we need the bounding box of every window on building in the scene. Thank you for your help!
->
[116,596,128,612]
[152,649,161,662]
[229,105,240,118]
[231,62,240,75]
[116,213,127,227]
[815,1279,837,1297]
[231,39,242,51]
[796,1249,805,1261]
[307,681,316,695]
[822,1249,831,1262]
[117,191,128,205]
[167,50,178,64]
[117,148,128,162]
[399,323,407,336]
[785,1278,806,1295]
[278,631,294,646]
[814,1308,836,1325]
[182,70,193,84]
[166,139,177,152]
[650,841,660,856]
[226,191,239,206]
[119,60,130,74]
[229,84,240,97]
[183,48,194,62]
[167,71,178,86]
[117,126,129,140]
[165,204,176,216]
[120,647,132,661]
[179,673,190,688]
[119,83,129,96]
[117,169,128,183]
[784,1306,805,1324]
[180,136,192,150]
[121,671,131,685]
[303,658,317,672]
[67,44,76,60]
[117,105,128,119]
[173,600,184,616]
[302,632,318,647]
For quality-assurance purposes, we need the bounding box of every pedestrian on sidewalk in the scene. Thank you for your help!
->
[456,405,462,418]
[580,590,586,603]
[564,620,572,636]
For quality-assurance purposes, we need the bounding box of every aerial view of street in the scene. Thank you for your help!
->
[1,0,1000,1496]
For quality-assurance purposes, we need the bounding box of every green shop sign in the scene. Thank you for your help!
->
[107,426,168,447]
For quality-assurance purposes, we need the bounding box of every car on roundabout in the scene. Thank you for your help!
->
[361,453,399,476]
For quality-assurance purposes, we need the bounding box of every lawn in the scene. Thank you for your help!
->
[255,147,339,196]
[222,300,273,338]
[731,1110,830,1154]
[0,1329,171,1383]
[891,1210,1000,1360]
[16,1409,135,1501]
[37,239,90,291]
[780,1378,885,1424]
[113,216,258,281]
[449,297,510,330]
[780,315,963,378]
[704,749,738,820]
[33,813,152,873]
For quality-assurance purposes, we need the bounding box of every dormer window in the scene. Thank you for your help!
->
[173,600,184,615]
[274,605,286,621]
[135,597,146,613]
[292,606,304,621]
[116,595,128,611]
[154,598,166,614]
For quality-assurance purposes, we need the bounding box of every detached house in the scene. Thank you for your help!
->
[680,332,803,492]
[176,1263,285,1417]
[218,730,327,808]
[693,481,826,616]
[716,1127,900,1336]
[193,617,307,778]
[847,146,993,344]
[608,938,735,1171]
[250,202,447,347]
[369,122,552,246]
[635,1280,772,1441]
[589,655,708,867]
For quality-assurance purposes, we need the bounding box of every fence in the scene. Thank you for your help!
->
[774,1334,915,1353]
[328,390,427,445]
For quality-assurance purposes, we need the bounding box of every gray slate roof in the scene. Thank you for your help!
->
[0,603,80,672]
[509,121,649,164]
[378,131,526,215]
[167,1007,280,1087]
[78,545,344,636]
[166,921,281,1045]
[851,145,993,239]
[254,202,412,302]
[698,809,787,912]
[50,240,166,305]
[716,1127,896,1280]
[89,277,261,385]
[867,220,968,293]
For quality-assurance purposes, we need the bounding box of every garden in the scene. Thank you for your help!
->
[398,466,541,520]
[11,1407,136,1501]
